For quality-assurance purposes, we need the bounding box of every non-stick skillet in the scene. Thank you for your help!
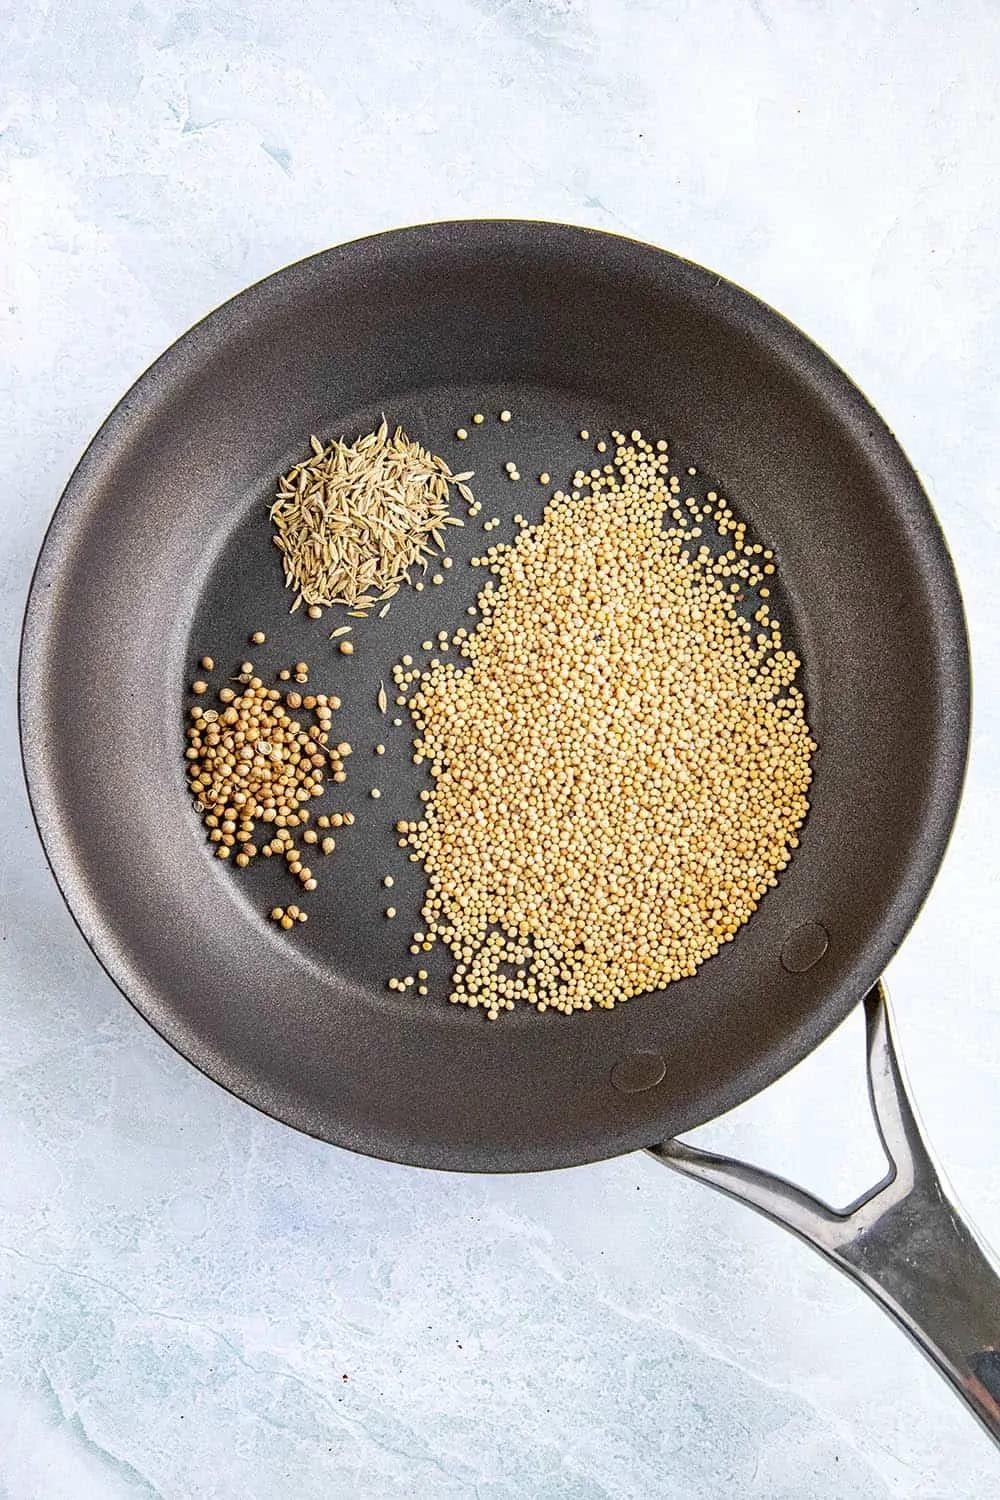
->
[19,221,1000,1445]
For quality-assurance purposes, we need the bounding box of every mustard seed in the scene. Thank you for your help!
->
[398,429,813,1018]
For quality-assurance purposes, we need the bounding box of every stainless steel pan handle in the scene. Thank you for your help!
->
[648,985,1000,1445]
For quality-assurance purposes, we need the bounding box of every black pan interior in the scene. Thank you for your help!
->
[19,222,969,1171]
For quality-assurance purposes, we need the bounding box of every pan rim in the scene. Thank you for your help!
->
[18,218,972,1171]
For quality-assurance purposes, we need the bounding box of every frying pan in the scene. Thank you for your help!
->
[19,220,1000,1444]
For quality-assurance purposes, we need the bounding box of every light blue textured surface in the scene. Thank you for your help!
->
[3,2,1000,1495]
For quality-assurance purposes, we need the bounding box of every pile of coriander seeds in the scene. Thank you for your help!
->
[184,644,353,922]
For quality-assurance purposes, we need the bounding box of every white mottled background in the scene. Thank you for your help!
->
[3,1,1000,1495]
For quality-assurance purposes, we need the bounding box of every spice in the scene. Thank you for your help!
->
[185,657,350,910]
[270,422,471,618]
[397,429,814,1019]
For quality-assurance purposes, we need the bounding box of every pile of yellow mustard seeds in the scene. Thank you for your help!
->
[400,431,816,1019]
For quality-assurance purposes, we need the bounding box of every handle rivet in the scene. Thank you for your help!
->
[781,922,829,973]
[612,1052,666,1093]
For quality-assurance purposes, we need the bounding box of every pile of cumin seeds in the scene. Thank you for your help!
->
[270,420,470,619]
